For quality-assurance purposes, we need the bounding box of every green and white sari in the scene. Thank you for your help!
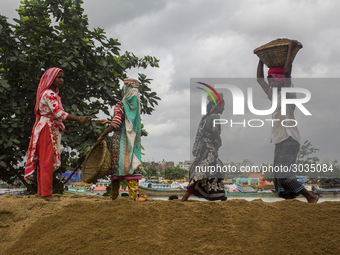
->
[110,79,142,200]
[112,79,142,176]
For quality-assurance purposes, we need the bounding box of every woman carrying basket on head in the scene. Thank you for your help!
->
[25,68,91,202]
[98,78,145,201]
[256,40,318,203]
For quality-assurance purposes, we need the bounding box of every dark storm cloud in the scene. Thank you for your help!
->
[1,0,339,164]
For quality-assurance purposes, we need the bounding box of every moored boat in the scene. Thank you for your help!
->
[64,181,92,194]
[0,188,28,196]
[138,182,187,196]
[311,186,340,197]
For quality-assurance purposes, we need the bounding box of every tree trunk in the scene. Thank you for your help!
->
[9,165,36,194]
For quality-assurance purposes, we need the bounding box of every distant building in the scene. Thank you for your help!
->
[241,159,254,167]
[155,164,162,174]
[160,159,174,169]
[223,159,255,170]
[142,160,175,173]
[179,160,192,171]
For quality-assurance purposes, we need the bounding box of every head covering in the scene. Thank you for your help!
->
[267,67,285,86]
[193,93,224,158]
[115,78,142,175]
[35,68,63,119]
[207,92,224,113]
[207,92,224,102]
[123,78,139,88]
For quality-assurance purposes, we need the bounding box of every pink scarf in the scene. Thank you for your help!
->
[268,67,285,86]
[34,68,63,125]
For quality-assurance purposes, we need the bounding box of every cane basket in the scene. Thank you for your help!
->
[81,140,112,183]
[253,38,303,68]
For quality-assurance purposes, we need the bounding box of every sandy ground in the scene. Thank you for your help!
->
[1,193,339,255]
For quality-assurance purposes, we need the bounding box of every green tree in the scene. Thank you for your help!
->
[161,167,188,180]
[0,0,160,193]
[297,140,320,165]
[317,160,340,185]
[296,140,321,179]
[260,141,340,184]
[297,141,340,181]
[144,166,158,178]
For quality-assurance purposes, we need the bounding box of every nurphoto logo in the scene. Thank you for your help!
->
[198,82,312,128]
[196,82,223,108]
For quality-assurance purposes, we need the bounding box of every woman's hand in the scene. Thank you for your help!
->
[97,119,111,125]
[79,116,92,123]
[289,40,298,49]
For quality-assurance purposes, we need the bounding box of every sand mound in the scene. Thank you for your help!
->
[1,194,339,255]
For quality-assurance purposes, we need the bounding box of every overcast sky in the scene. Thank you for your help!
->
[1,0,340,166]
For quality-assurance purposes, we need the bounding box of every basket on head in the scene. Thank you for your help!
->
[254,38,303,68]
[81,140,111,183]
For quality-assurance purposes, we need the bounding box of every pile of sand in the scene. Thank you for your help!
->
[1,194,339,254]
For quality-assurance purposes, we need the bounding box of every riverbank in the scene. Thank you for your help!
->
[1,193,339,254]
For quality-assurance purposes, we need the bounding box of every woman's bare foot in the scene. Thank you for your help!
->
[137,193,147,201]
[300,189,319,203]
[181,192,191,202]
[307,195,319,204]
[43,196,60,202]
[284,193,294,200]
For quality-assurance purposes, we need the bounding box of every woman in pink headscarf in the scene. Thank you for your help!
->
[25,68,91,201]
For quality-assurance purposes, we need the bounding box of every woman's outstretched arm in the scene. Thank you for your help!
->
[284,40,298,87]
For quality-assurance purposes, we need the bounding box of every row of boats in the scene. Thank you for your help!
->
[138,181,276,197]
[64,180,340,198]
[2,180,339,198]
[63,180,277,197]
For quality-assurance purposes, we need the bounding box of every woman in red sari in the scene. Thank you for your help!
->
[25,68,91,201]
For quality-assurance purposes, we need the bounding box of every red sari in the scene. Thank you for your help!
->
[25,68,68,196]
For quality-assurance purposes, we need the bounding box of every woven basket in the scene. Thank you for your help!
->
[253,38,303,68]
[81,140,111,183]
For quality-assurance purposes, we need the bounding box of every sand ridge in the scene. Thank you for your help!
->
[1,194,339,254]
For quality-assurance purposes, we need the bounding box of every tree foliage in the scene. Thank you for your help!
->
[263,140,340,181]
[144,166,159,178]
[296,140,320,165]
[0,0,160,192]
[161,167,188,180]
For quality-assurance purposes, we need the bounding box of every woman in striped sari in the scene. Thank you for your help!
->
[98,78,144,200]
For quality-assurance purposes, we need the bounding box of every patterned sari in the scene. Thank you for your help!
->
[25,68,68,179]
[110,79,142,200]
[188,100,226,201]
